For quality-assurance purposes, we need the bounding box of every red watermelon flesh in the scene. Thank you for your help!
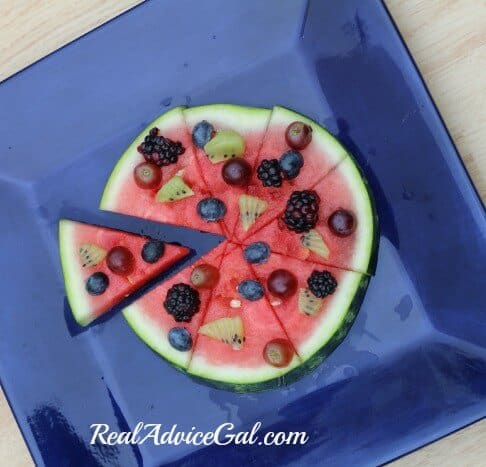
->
[59,220,189,326]
[183,105,271,237]
[233,106,349,241]
[122,241,230,369]
[100,106,224,235]
[240,157,376,274]
[188,247,301,386]
[248,250,364,362]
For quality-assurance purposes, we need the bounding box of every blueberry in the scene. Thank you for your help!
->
[168,327,193,351]
[238,279,264,301]
[243,242,270,264]
[141,239,165,263]
[192,120,214,148]
[86,272,109,295]
[197,197,227,222]
[279,150,304,179]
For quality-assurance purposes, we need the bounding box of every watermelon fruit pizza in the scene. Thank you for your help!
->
[59,104,378,392]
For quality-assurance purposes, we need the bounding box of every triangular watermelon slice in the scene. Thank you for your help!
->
[240,157,378,275]
[247,250,369,368]
[122,241,232,369]
[59,220,190,326]
[100,106,225,235]
[188,246,301,391]
[233,106,350,241]
[183,105,271,237]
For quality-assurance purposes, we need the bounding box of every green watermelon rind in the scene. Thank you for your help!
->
[99,106,187,211]
[59,220,93,327]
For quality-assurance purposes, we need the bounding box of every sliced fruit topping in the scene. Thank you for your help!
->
[199,316,244,350]
[192,120,215,148]
[190,264,220,289]
[237,279,264,301]
[168,327,193,352]
[282,190,320,233]
[300,230,330,259]
[285,121,312,150]
[307,270,337,298]
[164,283,201,322]
[239,194,268,231]
[197,197,227,222]
[78,243,106,268]
[222,159,252,187]
[263,339,294,368]
[133,162,162,190]
[86,272,109,296]
[203,130,245,163]
[137,127,185,166]
[106,246,135,276]
[328,209,356,237]
[257,159,282,187]
[156,174,194,203]
[279,150,304,179]
[243,241,270,264]
[298,288,323,316]
[141,239,165,263]
[267,269,298,299]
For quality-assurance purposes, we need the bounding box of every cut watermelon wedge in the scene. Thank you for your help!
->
[188,247,301,391]
[248,250,369,368]
[241,156,378,274]
[100,106,225,235]
[183,105,271,237]
[59,220,190,326]
[122,241,231,369]
[233,106,350,241]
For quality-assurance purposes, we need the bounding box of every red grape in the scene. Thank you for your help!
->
[191,264,220,289]
[328,209,356,237]
[285,121,312,150]
[106,246,135,275]
[134,162,162,189]
[267,269,297,299]
[263,339,294,367]
[222,159,252,187]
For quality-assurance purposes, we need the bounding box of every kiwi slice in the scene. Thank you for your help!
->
[300,229,330,259]
[156,175,194,203]
[198,316,244,350]
[239,195,268,232]
[203,130,245,163]
[298,288,323,316]
[79,243,106,268]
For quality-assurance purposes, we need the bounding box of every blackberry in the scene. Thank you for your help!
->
[307,270,337,298]
[164,283,201,322]
[282,190,320,233]
[257,159,283,187]
[137,127,185,166]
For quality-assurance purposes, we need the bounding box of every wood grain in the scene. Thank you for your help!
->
[0,1,484,466]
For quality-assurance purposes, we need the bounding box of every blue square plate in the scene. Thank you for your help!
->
[1,1,485,465]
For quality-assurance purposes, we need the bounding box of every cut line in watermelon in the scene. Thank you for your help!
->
[59,219,190,326]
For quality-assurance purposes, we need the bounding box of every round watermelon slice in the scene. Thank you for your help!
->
[72,103,380,392]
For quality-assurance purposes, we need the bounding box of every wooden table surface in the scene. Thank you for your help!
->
[0,1,484,466]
